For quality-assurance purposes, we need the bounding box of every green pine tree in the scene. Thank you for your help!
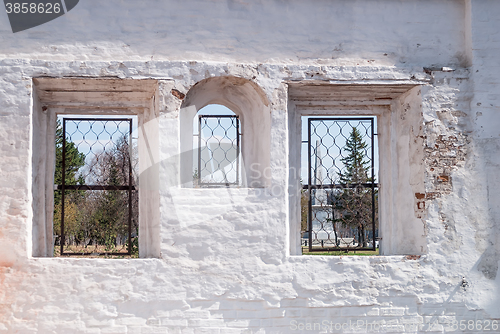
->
[333,127,376,248]
[338,127,371,185]
[54,119,85,205]
[53,119,85,243]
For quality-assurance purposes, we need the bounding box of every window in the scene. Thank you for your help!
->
[193,105,241,187]
[180,76,271,188]
[31,78,160,258]
[288,84,427,256]
[54,116,138,256]
[301,117,379,254]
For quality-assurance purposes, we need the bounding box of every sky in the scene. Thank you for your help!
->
[301,116,379,185]
[57,114,138,183]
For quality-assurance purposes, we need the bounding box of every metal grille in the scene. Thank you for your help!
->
[197,115,240,187]
[55,118,137,256]
[303,117,378,252]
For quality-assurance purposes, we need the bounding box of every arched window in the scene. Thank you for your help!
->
[180,76,271,188]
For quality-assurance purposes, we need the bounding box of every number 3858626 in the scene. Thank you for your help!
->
[5,2,61,14]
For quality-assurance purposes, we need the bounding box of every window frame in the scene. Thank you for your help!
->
[31,78,160,258]
[195,112,241,188]
[303,116,379,253]
[55,116,137,256]
[287,83,427,256]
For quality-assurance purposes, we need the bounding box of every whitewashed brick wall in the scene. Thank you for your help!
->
[1,1,500,333]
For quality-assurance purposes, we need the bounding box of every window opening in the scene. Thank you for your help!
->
[54,116,138,256]
[193,105,241,187]
[301,117,379,253]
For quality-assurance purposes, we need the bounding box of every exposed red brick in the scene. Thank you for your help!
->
[437,175,449,182]
[415,193,426,199]
[171,89,185,100]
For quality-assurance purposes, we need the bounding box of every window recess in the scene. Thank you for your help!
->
[32,78,160,258]
[287,83,427,256]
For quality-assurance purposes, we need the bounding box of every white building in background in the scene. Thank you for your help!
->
[308,140,336,246]
[1,1,500,333]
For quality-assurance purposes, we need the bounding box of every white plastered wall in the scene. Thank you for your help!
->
[30,87,56,257]
[3,0,500,330]
[379,87,427,255]
[0,60,498,333]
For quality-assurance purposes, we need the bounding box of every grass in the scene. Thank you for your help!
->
[302,247,379,256]
[53,243,138,258]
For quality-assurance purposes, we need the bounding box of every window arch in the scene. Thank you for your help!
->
[180,76,271,188]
